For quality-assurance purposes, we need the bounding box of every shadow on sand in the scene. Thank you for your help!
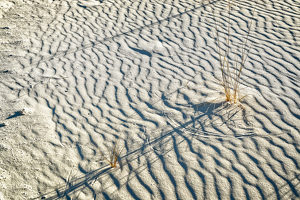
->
[33,98,262,200]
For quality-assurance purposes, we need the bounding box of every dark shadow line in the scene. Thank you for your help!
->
[32,100,224,199]
[25,0,221,66]
[129,46,152,57]
[6,111,24,120]
[33,99,256,199]
[33,166,112,200]
[32,97,281,199]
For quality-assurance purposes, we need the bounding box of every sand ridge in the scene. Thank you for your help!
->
[0,0,299,199]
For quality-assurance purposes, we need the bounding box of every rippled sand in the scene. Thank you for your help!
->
[0,0,299,199]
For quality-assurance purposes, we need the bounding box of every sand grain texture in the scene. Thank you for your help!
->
[0,0,299,199]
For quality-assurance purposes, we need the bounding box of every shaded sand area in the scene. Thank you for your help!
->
[0,0,299,199]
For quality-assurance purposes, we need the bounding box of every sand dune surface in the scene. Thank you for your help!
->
[0,0,299,199]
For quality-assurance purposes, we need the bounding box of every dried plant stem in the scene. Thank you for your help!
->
[101,141,123,168]
[215,0,253,103]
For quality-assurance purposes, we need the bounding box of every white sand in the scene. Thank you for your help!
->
[0,0,299,199]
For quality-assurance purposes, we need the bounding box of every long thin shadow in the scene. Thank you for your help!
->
[129,46,152,57]
[33,166,112,200]
[33,118,198,199]
[6,111,24,120]
[25,0,221,66]
[97,101,259,198]
[34,99,265,199]
[32,125,187,199]
[32,100,228,199]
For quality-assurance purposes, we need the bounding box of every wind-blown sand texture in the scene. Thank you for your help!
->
[0,0,299,199]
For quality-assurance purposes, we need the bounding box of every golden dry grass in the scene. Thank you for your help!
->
[215,0,253,103]
[101,141,123,168]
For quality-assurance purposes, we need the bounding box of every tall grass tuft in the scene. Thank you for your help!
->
[215,0,253,103]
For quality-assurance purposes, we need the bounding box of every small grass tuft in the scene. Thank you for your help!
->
[101,141,123,168]
[214,0,253,103]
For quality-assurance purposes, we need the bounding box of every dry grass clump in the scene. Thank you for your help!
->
[101,141,123,168]
[215,0,253,103]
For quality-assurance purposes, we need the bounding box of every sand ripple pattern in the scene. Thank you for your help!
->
[1,0,299,199]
